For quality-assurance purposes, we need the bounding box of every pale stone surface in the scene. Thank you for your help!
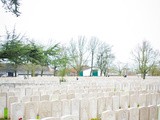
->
[120,95,129,109]
[138,94,146,107]
[61,99,70,116]
[130,94,138,107]
[31,95,40,101]
[89,98,97,119]
[10,102,24,120]
[61,115,79,120]
[70,99,79,116]
[146,93,152,106]
[80,98,89,120]
[128,108,139,120]
[97,97,106,117]
[139,106,149,120]
[116,109,128,120]
[101,110,116,120]
[52,100,62,117]
[39,101,52,118]
[151,93,157,106]
[8,96,18,118]
[112,96,119,110]
[105,96,112,110]
[41,117,60,120]
[24,101,39,120]
[21,96,30,103]
[41,95,50,101]
[148,105,158,120]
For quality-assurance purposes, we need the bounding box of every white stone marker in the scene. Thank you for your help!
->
[52,100,62,117]
[61,115,79,120]
[116,109,128,120]
[24,101,39,120]
[70,99,80,116]
[41,117,60,120]
[148,105,158,120]
[89,98,97,119]
[79,98,89,120]
[139,106,149,120]
[39,101,52,119]
[61,99,70,116]
[130,94,138,108]
[128,108,139,120]
[120,95,129,109]
[97,97,106,117]
[101,110,116,120]
[10,102,24,120]
[105,96,112,110]
[112,96,119,110]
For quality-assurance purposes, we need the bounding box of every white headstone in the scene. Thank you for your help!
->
[70,99,79,116]
[112,96,119,110]
[39,101,52,118]
[116,109,128,120]
[101,110,116,120]
[89,98,97,119]
[24,101,39,120]
[10,102,24,120]
[61,99,70,116]
[80,98,89,120]
[148,105,158,120]
[52,100,62,117]
[139,106,149,120]
[128,108,139,120]
[97,97,106,117]
[130,94,138,108]
[105,96,112,110]
[120,95,129,109]
[61,115,79,120]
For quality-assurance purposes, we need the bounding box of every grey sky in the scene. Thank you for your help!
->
[0,0,160,63]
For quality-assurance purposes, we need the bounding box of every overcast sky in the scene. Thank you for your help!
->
[0,0,160,63]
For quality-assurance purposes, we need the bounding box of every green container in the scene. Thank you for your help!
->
[36,114,40,119]
[4,108,8,119]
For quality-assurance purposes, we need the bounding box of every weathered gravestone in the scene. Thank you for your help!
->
[130,94,138,107]
[61,99,70,116]
[116,109,128,120]
[148,105,158,120]
[139,106,149,120]
[128,107,139,120]
[10,102,24,120]
[120,95,129,109]
[39,101,52,119]
[89,98,97,119]
[97,97,106,117]
[105,96,112,110]
[80,98,89,120]
[70,99,79,116]
[61,115,79,120]
[41,117,60,120]
[112,96,119,110]
[24,101,39,120]
[101,110,116,120]
[52,100,62,117]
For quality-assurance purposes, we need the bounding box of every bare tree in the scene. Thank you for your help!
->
[97,42,115,76]
[67,36,89,76]
[132,40,159,79]
[88,37,99,76]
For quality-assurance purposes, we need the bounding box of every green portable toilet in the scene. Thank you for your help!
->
[92,70,98,76]
[79,71,83,76]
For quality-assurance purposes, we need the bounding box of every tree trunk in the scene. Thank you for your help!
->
[41,68,44,76]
